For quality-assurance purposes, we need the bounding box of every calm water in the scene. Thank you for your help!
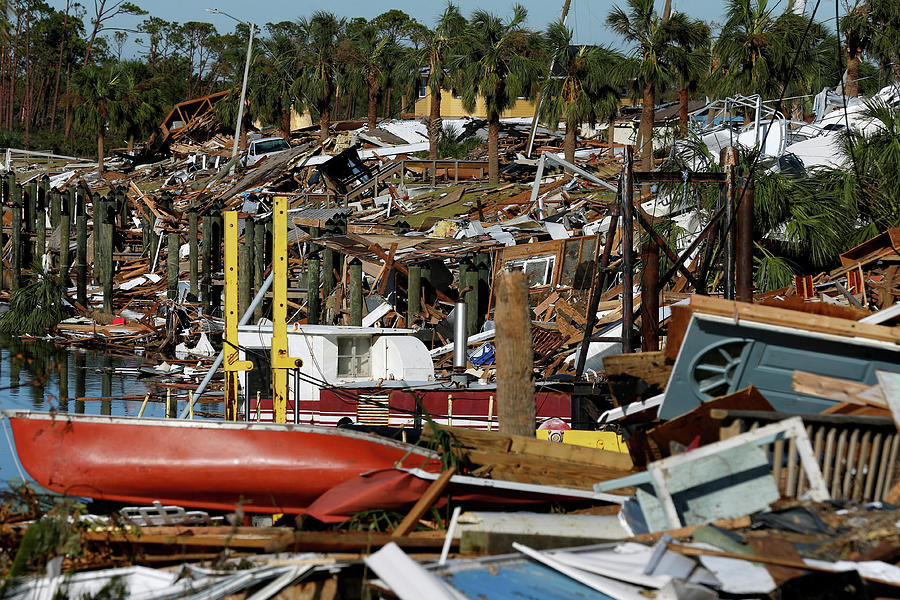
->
[0,336,221,486]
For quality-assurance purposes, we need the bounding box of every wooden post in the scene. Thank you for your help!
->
[141,215,150,254]
[167,232,179,301]
[46,177,59,229]
[92,196,103,284]
[254,221,266,322]
[239,244,251,316]
[59,200,71,288]
[476,252,491,326]
[201,214,212,314]
[322,243,334,308]
[736,178,754,303]
[10,185,21,290]
[36,184,46,260]
[118,186,129,230]
[24,181,35,265]
[245,218,255,304]
[189,209,199,299]
[495,270,535,437]
[101,199,114,313]
[723,146,738,300]
[76,190,87,306]
[307,252,320,325]
[640,231,660,351]
[349,257,363,326]
[465,261,479,336]
[621,146,635,353]
[408,265,421,324]
[101,358,112,415]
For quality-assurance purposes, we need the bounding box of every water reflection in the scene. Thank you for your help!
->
[0,335,221,485]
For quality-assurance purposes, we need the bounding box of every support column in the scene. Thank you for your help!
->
[201,215,212,314]
[640,231,660,351]
[239,244,251,316]
[167,232,179,301]
[307,252,320,325]
[189,209,199,299]
[495,270,535,437]
[101,199,114,313]
[621,146,635,353]
[224,210,253,421]
[59,199,71,288]
[407,265,421,324]
[735,178,755,303]
[723,146,738,300]
[10,188,20,291]
[75,191,87,306]
[349,258,363,326]
[35,184,46,260]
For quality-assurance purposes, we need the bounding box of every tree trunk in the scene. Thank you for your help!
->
[83,0,107,66]
[564,120,576,164]
[51,1,70,133]
[488,116,500,185]
[97,130,105,173]
[679,87,689,135]
[367,75,378,130]
[846,46,860,98]
[639,82,655,172]
[428,88,441,160]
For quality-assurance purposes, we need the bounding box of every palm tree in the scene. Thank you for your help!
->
[71,64,125,173]
[840,2,870,97]
[865,0,900,84]
[344,20,391,130]
[406,4,466,159]
[673,20,710,134]
[607,0,705,172]
[458,5,544,184]
[540,22,623,163]
[294,11,345,140]
[249,23,301,141]
[119,60,165,152]
[713,0,824,112]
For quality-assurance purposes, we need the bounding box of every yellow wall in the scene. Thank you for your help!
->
[412,89,537,119]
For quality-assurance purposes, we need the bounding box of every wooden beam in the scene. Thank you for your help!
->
[392,469,455,537]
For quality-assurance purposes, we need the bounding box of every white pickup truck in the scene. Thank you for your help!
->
[242,136,290,167]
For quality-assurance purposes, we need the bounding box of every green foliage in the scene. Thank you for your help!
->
[432,124,481,159]
[754,243,797,291]
[0,259,68,336]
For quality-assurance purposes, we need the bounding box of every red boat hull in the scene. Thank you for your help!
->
[5,411,442,513]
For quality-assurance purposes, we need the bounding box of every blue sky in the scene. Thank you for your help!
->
[47,0,843,50]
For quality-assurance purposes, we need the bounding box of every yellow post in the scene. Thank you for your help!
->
[271,196,303,423]
[224,210,253,420]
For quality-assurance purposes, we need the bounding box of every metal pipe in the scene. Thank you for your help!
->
[453,301,467,371]
[180,271,274,419]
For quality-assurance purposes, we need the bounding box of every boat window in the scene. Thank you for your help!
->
[337,337,372,378]
[506,255,555,287]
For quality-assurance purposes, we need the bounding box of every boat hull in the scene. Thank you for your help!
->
[5,411,442,513]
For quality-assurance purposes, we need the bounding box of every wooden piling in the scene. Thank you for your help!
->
[464,261,479,336]
[189,210,199,298]
[620,146,635,354]
[59,202,71,288]
[75,190,87,307]
[495,270,535,437]
[407,265,421,324]
[47,177,59,229]
[239,244,251,316]
[245,218,255,301]
[201,215,212,313]
[167,232,179,301]
[736,179,755,303]
[640,231,660,352]
[101,198,114,313]
[36,184,46,260]
[24,181,35,264]
[349,257,363,327]
[10,184,21,290]
[307,252,321,325]
[322,245,334,309]
[92,196,103,283]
